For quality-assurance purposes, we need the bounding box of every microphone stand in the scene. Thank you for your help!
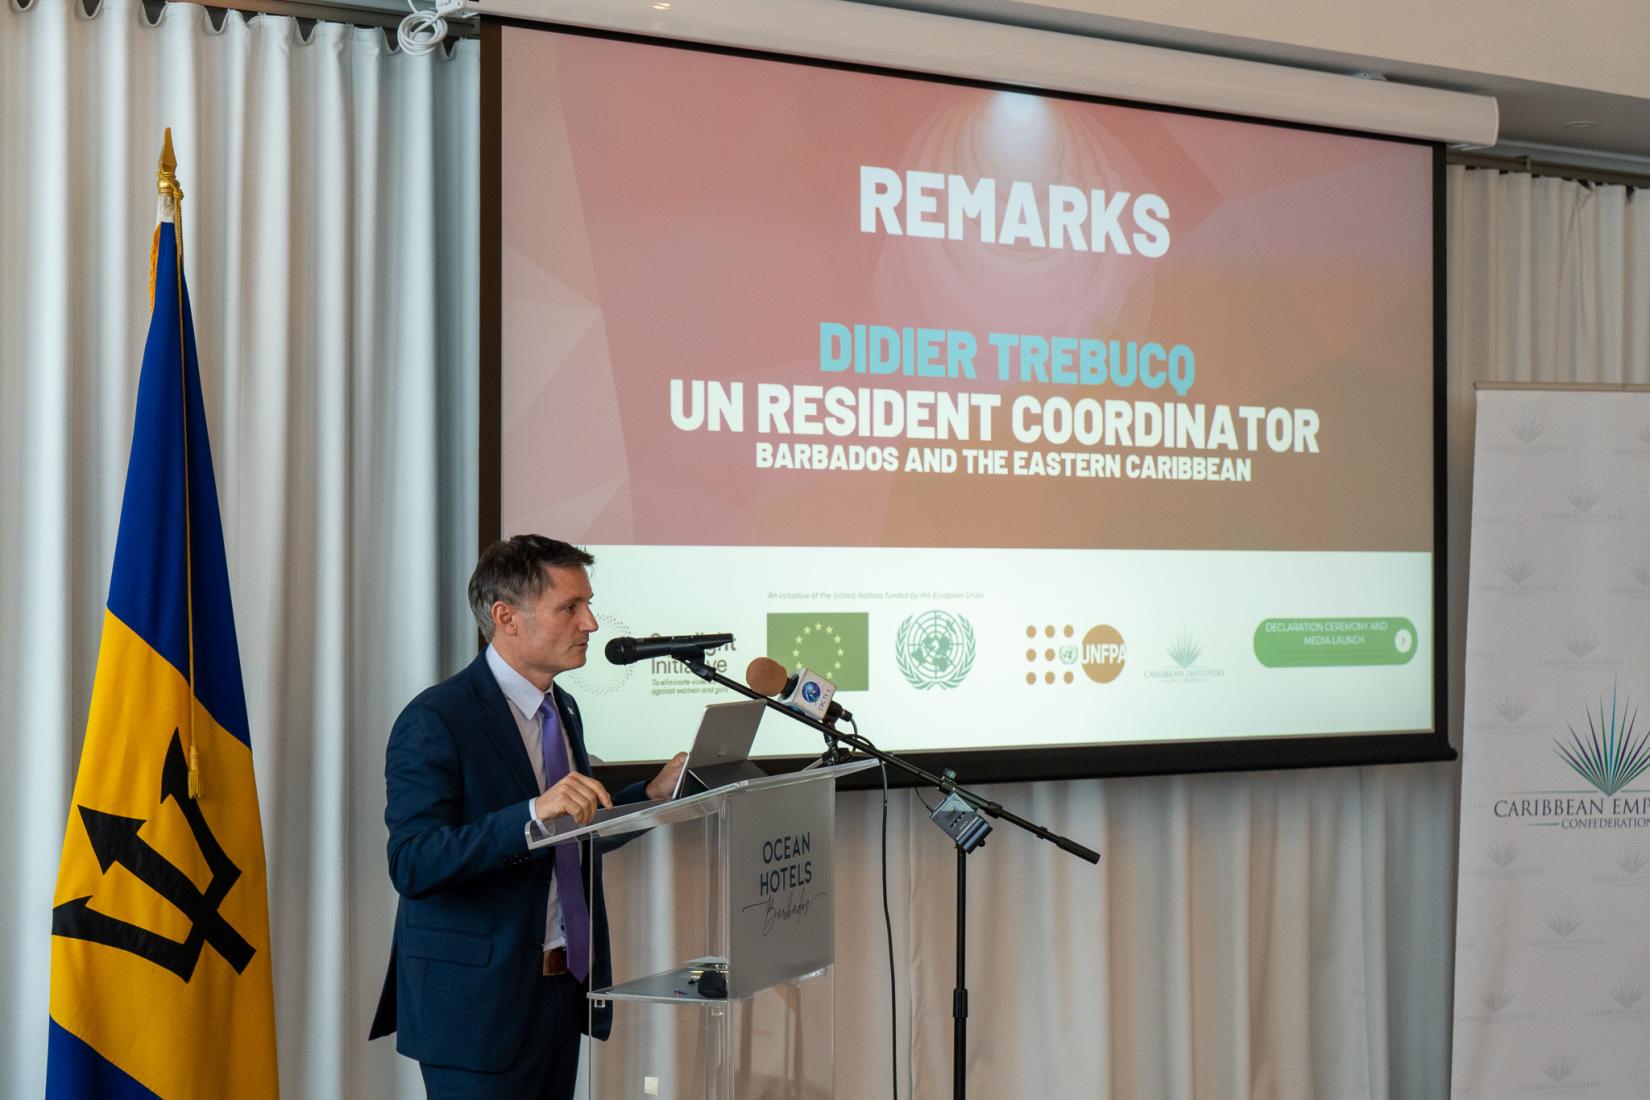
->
[675,654,1101,1100]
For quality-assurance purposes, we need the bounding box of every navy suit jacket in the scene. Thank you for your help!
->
[368,653,646,1072]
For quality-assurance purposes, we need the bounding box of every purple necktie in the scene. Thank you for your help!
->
[538,695,591,982]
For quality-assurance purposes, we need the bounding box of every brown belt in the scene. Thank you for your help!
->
[541,947,569,977]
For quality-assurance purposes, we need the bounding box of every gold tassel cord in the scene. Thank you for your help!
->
[157,129,201,801]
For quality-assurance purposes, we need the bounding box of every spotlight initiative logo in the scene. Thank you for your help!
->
[567,613,637,696]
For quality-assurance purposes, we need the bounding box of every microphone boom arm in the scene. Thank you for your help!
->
[674,656,1100,865]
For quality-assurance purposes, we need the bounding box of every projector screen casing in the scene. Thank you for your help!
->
[478,19,1455,788]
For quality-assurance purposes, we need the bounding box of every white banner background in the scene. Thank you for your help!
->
[1451,386,1650,1096]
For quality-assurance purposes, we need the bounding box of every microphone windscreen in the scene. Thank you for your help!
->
[745,656,790,697]
[604,637,632,665]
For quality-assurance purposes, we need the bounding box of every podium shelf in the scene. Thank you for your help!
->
[591,959,828,1006]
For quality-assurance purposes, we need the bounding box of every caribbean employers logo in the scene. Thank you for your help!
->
[1143,626,1225,684]
[1475,553,1558,598]
[1455,981,1535,1025]
[1553,684,1650,797]
[1468,688,1548,738]
[1485,684,1650,832]
[1023,623,1126,685]
[1519,1050,1599,1094]
[1537,627,1621,672]
[1590,841,1650,887]
[1462,835,1542,882]
[1603,553,1650,600]
[1487,411,1565,456]
[1523,907,1603,951]
[895,610,975,690]
[1542,481,1625,524]
[1585,977,1650,1020]
[1608,419,1650,458]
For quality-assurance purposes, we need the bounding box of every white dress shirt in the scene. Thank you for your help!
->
[485,644,574,953]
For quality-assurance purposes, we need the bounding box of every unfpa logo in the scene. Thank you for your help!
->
[1023,623,1128,682]
[1025,624,1127,684]
[1079,625,1127,683]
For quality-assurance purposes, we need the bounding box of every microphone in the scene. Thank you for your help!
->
[744,656,790,697]
[604,633,734,666]
[745,656,853,725]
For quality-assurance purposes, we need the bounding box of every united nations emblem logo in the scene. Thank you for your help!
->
[896,611,976,690]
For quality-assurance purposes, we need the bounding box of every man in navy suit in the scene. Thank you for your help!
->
[370,535,685,1098]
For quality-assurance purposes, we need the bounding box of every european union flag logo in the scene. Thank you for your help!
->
[766,612,870,691]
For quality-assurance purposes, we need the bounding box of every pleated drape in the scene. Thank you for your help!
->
[0,1,477,1096]
[7,6,1647,1091]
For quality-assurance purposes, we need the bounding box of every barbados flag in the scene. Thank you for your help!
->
[47,133,279,1099]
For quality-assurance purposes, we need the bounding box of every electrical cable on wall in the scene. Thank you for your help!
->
[398,0,470,55]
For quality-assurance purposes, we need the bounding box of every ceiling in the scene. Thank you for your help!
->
[330,0,1650,172]
[867,0,1650,171]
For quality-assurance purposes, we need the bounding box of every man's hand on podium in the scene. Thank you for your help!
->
[645,752,689,802]
[535,773,613,825]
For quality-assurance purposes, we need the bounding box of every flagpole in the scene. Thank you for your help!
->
[157,129,201,800]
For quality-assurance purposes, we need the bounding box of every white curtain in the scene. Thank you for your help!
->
[0,0,478,1096]
[6,1,1644,1089]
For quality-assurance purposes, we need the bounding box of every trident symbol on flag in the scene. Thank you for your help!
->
[51,730,254,982]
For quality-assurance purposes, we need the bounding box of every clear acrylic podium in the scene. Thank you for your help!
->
[529,758,877,1100]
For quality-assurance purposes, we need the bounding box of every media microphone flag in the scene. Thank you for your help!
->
[604,633,734,666]
[745,656,853,725]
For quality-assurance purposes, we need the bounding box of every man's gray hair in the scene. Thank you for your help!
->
[467,535,595,640]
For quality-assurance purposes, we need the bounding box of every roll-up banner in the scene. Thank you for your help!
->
[1452,385,1650,1095]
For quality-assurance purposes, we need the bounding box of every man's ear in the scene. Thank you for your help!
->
[491,600,515,637]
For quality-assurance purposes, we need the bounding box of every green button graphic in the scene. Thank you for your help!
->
[1253,617,1418,668]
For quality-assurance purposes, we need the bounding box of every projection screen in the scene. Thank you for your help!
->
[482,21,1452,783]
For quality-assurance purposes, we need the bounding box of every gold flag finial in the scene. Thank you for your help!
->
[157,128,184,203]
